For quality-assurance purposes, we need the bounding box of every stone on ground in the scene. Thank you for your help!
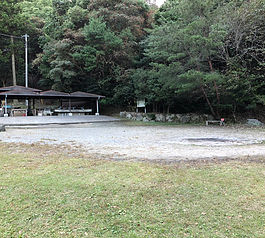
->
[0,125,6,132]
[246,119,264,126]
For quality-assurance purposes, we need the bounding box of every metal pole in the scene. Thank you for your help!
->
[23,34,29,88]
[68,98,72,116]
[23,34,29,113]
[5,94,7,115]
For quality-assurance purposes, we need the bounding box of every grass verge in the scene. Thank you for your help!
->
[0,143,264,237]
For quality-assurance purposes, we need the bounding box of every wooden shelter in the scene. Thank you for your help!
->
[0,86,105,116]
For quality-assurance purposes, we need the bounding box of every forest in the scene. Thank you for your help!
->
[0,0,264,118]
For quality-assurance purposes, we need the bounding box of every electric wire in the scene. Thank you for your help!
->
[0,32,23,39]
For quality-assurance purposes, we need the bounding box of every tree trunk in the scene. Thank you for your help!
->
[208,60,220,118]
[198,61,217,118]
[163,104,166,113]
[11,36,17,86]
[167,105,170,114]
[232,104,237,123]
[201,85,216,118]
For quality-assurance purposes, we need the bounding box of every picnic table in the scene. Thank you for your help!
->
[54,109,92,116]
[206,119,225,126]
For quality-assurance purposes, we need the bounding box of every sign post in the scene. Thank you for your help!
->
[137,99,146,113]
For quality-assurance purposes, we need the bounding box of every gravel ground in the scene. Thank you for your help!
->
[1,122,265,161]
[0,115,118,126]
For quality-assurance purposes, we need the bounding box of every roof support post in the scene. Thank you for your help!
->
[4,94,7,115]
[68,98,72,116]
[95,97,100,116]
[68,98,71,111]
[26,98,28,115]
[33,98,35,116]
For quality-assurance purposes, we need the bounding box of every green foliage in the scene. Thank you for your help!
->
[35,0,151,100]
[19,0,53,19]
[133,0,265,116]
[133,0,228,115]
[0,0,24,33]
[220,0,265,111]
[83,18,123,50]
[1,0,263,116]
[0,0,28,86]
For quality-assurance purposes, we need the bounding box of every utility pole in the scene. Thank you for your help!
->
[22,34,29,111]
[22,34,29,88]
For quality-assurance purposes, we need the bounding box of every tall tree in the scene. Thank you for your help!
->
[134,0,228,116]
[0,0,44,88]
[0,0,26,87]
[220,0,265,116]
[36,0,151,102]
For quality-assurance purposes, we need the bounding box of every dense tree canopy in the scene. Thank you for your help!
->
[133,0,265,117]
[0,0,26,86]
[34,0,151,106]
[0,0,264,117]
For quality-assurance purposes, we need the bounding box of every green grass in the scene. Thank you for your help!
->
[0,143,264,237]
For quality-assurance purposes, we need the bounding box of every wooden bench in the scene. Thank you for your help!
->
[206,120,225,126]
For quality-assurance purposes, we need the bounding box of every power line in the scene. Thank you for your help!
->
[0,32,22,39]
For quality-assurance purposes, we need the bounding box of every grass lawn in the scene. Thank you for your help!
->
[0,143,264,237]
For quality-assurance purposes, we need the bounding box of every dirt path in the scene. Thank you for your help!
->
[1,122,265,161]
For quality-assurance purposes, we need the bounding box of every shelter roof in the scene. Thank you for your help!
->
[40,90,69,97]
[0,85,42,92]
[0,90,39,97]
[0,86,105,99]
[70,91,105,98]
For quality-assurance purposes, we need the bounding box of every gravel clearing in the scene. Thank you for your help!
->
[1,122,265,161]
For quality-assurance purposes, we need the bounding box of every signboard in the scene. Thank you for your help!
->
[137,99,145,108]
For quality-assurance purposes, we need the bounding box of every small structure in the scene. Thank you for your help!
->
[70,91,102,116]
[0,86,105,117]
[136,99,146,113]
